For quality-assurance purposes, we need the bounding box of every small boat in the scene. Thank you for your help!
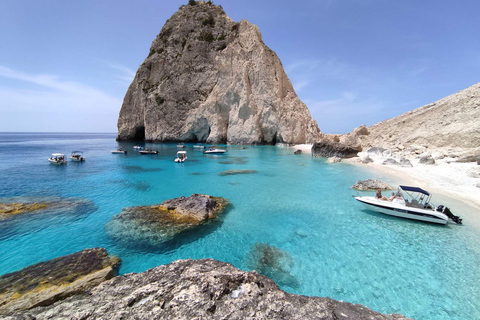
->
[133,146,144,151]
[111,148,127,154]
[355,185,462,225]
[70,151,85,162]
[203,147,226,154]
[139,148,158,155]
[177,144,185,148]
[193,144,205,149]
[49,153,67,165]
[174,151,187,163]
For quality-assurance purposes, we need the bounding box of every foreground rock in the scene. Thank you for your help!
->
[352,179,392,191]
[0,248,120,314]
[106,194,229,247]
[5,258,410,320]
[117,1,321,144]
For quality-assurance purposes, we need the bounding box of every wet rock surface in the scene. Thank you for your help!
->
[0,248,120,314]
[106,194,229,248]
[4,258,410,320]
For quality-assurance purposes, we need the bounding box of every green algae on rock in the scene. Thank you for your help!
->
[106,194,230,248]
[0,248,120,314]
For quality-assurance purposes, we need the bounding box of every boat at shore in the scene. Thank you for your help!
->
[70,151,85,162]
[111,149,127,154]
[355,185,462,225]
[139,148,158,155]
[203,147,226,154]
[174,150,187,163]
[48,153,67,165]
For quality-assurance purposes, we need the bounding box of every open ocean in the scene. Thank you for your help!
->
[0,132,479,319]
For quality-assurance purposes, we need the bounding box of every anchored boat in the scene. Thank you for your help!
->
[174,150,187,163]
[355,185,462,225]
[48,153,67,165]
[70,151,85,162]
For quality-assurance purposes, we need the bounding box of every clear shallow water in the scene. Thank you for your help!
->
[0,132,479,319]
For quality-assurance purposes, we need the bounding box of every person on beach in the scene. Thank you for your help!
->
[376,189,389,201]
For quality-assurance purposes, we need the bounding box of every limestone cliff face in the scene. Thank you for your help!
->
[117,1,321,144]
[357,82,480,152]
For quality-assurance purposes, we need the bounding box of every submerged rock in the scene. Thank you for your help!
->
[352,179,392,191]
[218,169,257,176]
[246,242,300,289]
[0,248,120,314]
[3,258,410,320]
[106,194,229,247]
[0,202,47,218]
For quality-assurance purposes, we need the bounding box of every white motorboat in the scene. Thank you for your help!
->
[133,145,144,151]
[111,148,127,154]
[70,151,85,162]
[139,148,158,155]
[355,185,462,225]
[193,144,205,149]
[174,150,187,163]
[49,153,67,165]
[203,147,226,154]
[177,144,185,148]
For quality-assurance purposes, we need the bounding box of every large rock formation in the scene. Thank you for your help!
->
[117,1,321,145]
[356,82,480,155]
[4,258,410,320]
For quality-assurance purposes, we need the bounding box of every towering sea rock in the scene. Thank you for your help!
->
[117,1,321,144]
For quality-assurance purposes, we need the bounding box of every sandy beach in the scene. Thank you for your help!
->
[294,144,480,226]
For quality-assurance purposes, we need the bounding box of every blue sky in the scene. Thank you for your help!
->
[1,0,479,134]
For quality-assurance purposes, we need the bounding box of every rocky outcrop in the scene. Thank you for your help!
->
[117,1,321,145]
[5,258,410,320]
[106,194,229,247]
[352,179,392,191]
[0,248,120,314]
[355,83,480,156]
[312,137,361,159]
[0,202,47,219]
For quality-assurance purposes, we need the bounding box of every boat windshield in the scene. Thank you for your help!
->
[398,186,432,207]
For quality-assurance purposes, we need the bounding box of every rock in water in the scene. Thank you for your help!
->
[116,2,321,144]
[352,179,392,191]
[6,259,411,320]
[106,194,229,248]
[246,242,300,289]
[0,248,120,314]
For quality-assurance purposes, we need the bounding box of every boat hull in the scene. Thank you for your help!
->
[355,196,448,225]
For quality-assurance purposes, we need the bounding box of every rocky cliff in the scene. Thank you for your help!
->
[4,258,410,320]
[357,82,480,153]
[117,1,321,145]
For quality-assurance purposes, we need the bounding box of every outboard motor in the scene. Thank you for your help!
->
[437,205,463,224]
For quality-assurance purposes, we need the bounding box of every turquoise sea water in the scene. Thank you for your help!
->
[0,132,479,319]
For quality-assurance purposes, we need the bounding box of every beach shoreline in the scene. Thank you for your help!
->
[294,144,480,224]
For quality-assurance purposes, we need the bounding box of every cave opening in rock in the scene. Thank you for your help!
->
[134,126,145,141]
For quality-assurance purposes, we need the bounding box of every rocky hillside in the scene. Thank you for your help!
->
[117,1,321,145]
[358,82,480,153]
[4,257,410,320]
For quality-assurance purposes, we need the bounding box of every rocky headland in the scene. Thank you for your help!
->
[2,251,410,320]
[117,1,321,145]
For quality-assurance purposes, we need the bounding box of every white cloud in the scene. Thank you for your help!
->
[0,66,123,132]
[109,64,136,84]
